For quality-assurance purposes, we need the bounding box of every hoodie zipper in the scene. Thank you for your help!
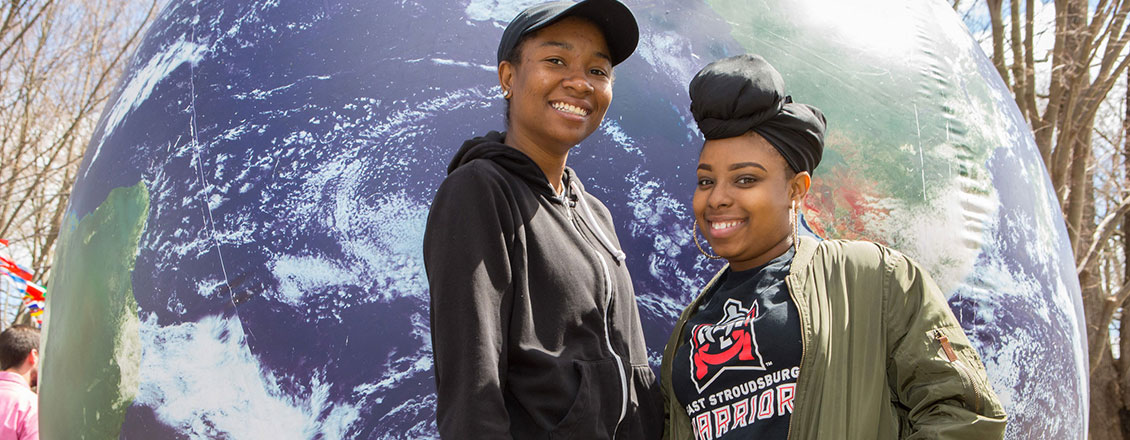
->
[567,182,629,434]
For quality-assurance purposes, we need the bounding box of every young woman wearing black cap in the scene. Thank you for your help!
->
[658,54,1007,439]
[422,1,662,438]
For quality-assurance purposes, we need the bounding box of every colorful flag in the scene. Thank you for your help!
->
[23,281,45,303]
[5,273,27,294]
[0,256,33,281]
[0,244,45,327]
[27,303,42,325]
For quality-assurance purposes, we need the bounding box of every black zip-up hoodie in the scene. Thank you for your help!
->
[423,131,662,439]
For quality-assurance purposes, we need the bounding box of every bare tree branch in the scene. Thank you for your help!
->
[0,0,162,293]
[1079,194,1130,273]
[1093,280,1130,374]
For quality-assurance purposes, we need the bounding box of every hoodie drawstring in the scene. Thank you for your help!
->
[570,181,627,264]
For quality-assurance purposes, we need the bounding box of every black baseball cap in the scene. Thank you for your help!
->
[496,0,639,67]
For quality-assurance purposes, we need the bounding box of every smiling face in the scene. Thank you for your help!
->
[694,132,811,271]
[498,16,613,156]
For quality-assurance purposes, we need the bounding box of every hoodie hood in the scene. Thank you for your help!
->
[448,131,576,198]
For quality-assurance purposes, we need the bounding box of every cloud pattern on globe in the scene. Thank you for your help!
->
[41,0,1086,438]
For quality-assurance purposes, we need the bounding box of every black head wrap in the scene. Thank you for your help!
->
[689,54,826,174]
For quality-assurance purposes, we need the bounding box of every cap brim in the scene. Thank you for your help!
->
[525,0,640,66]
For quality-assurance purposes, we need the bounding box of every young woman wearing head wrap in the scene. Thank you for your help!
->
[422,1,662,438]
[658,54,1007,440]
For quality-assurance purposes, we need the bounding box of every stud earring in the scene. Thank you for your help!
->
[503,88,511,99]
[692,219,723,260]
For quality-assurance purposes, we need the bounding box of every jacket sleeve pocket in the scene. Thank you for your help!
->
[883,252,1006,439]
[927,326,1000,418]
[550,359,622,440]
[889,324,1008,439]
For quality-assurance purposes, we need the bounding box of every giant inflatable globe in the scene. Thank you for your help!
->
[41,0,1086,438]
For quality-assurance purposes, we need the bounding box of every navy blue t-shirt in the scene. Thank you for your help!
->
[671,248,802,440]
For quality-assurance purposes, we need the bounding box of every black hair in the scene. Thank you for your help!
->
[0,325,38,370]
[502,32,533,128]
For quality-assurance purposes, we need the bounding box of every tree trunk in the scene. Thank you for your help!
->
[1009,0,1027,114]
[1039,0,1071,174]
[1119,66,1130,434]
[986,0,1011,85]
[1022,0,1038,124]
[1068,115,1097,255]
[1048,0,1091,195]
[1095,347,1130,440]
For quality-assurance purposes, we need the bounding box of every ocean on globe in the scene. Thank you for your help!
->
[39,0,1086,438]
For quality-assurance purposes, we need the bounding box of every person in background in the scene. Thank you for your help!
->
[423,0,662,438]
[659,54,1006,439]
[0,325,39,440]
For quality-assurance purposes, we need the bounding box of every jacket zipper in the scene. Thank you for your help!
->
[933,329,957,362]
[784,272,806,440]
[933,329,984,415]
[566,184,629,434]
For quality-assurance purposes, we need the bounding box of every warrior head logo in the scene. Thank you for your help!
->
[689,298,766,392]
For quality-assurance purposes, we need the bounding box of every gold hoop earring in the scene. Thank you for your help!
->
[790,200,799,248]
[692,219,723,260]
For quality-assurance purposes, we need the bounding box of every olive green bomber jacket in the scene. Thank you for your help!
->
[660,237,1007,439]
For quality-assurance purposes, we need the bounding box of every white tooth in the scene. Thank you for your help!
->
[554,102,585,116]
[712,221,742,230]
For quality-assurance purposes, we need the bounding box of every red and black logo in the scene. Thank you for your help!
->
[689,298,766,392]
